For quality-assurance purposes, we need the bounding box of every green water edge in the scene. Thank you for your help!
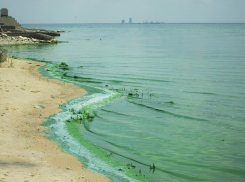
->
[23,57,153,182]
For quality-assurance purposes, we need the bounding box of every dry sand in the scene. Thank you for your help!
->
[0,58,111,182]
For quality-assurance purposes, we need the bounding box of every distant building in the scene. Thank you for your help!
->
[1,8,8,17]
[0,8,21,27]
[121,20,125,24]
[129,18,132,24]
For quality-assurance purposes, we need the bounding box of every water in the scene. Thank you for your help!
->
[4,23,245,181]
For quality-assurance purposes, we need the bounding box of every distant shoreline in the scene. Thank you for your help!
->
[20,22,245,24]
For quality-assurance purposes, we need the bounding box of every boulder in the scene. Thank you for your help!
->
[1,33,8,38]
[0,48,7,63]
[50,39,57,43]
[19,36,28,40]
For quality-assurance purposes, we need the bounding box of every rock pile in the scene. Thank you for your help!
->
[16,27,60,36]
[0,15,60,45]
[0,33,57,45]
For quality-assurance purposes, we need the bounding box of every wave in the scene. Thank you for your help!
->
[106,76,174,83]
[183,90,244,99]
[184,91,217,95]
[101,108,133,117]
[98,141,212,181]
[127,100,209,122]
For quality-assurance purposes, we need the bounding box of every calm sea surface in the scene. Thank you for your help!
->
[5,23,245,181]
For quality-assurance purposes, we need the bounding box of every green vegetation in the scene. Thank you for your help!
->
[58,62,70,70]
[127,88,140,97]
[66,108,96,124]
[0,57,4,63]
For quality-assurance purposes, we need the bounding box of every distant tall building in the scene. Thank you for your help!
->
[129,18,132,24]
[121,20,125,24]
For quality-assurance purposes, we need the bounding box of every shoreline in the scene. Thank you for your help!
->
[0,33,58,45]
[0,57,111,181]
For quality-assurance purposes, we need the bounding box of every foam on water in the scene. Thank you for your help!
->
[44,92,140,182]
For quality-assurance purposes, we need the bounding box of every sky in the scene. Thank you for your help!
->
[0,0,245,24]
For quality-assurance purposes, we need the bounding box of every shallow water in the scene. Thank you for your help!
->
[5,23,245,181]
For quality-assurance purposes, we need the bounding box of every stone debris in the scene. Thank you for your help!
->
[0,15,59,45]
[0,33,56,45]
[57,30,65,33]
[35,105,45,109]
[1,33,8,38]
[17,27,60,36]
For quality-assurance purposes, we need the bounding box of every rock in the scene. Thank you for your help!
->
[35,105,45,109]
[0,26,60,45]
[51,39,57,43]
[20,36,28,40]
[0,48,7,63]
[1,33,8,38]
[31,38,39,42]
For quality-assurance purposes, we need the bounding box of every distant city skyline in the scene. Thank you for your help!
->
[129,18,132,24]
[0,0,244,24]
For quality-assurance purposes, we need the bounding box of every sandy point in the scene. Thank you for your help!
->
[0,57,111,182]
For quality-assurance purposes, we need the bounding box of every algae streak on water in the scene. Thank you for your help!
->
[66,118,152,182]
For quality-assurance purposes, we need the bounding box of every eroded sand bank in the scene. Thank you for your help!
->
[0,58,111,182]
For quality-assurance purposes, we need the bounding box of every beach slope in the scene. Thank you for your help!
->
[0,58,110,182]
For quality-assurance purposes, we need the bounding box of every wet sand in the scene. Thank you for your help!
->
[0,58,111,182]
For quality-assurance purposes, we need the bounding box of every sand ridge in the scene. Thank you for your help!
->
[0,58,111,182]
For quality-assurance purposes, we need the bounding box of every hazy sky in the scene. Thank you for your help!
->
[1,0,244,24]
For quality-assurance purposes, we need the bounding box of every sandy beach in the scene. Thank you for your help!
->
[0,58,111,182]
